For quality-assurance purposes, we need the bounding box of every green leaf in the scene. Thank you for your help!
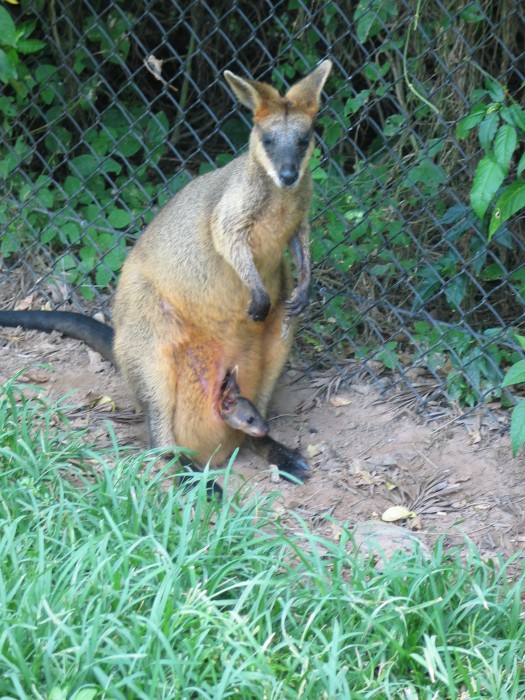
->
[510,399,525,457]
[514,334,525,351]
[460,2,484,22]
[49,688,68,700]
[501,103,525,132]
[502,359,525,387]
[345,90,370,116]
[489,180,525,239]
[40,227,58,244]
[95,265,113,287]
[101,157,122,175]
[456,104,486,139]
[118,133,142,158]
[0,47,17,83]
[108,208,131,229]
[70,154,99,179]
[72,689,98,700]
[355,7,377,43]
[493,124,517,173]
[145,111,169,149]
[484,76,505,102]
[62,221,81,243]
[36,188,54,208]
[478,112,499,152]
[517,152,525,178]
[383,114,406,137]
[470,156,505,220]
[64,175,82,197]
[0,6,17,49]
[16,38,46,54]
[406,158,446,187]
[444,275,467,308]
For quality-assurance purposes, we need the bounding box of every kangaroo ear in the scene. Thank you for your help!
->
[224,71,281,120]
[221,366,240,398]
[285,60,332,117]
[220,379,236,412]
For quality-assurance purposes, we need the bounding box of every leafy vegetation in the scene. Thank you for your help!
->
[1,376,525,698]
[501,333,525,456]
[1,0,524,407]
[456,82,525,238]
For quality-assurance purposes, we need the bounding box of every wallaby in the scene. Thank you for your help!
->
[219,367,269,438]
[0,59,332,480]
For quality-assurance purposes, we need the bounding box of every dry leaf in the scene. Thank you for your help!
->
[306,443,323,458]
[353,470,375,486]
[20,371,49,384]
[15,294,35,311]
[330,393,352,407]
[90,395,116,411]
[467,430,481,445]
[145,54,164,79]
[381,505,416,522]
[386,481,397,491]
[331,523,343,541]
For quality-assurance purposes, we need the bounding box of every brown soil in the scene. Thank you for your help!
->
[1,325,524,564]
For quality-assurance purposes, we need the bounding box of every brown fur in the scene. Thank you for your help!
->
[112,61,332,471]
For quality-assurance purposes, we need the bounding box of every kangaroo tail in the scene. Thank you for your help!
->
[0,310,115,363]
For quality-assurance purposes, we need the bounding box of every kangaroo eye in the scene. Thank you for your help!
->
[298,133,311,146]
[262,134,274,147]
[247,416,254,424]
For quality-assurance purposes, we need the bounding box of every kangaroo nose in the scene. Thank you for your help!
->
[279,165,299,187]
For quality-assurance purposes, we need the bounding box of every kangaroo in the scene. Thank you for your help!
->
[0,59,332,481]
[219,367,269,438]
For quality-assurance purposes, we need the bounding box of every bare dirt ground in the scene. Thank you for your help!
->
[1,324,524,565]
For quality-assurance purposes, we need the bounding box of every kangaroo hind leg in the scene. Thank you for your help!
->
[250,304,309,481]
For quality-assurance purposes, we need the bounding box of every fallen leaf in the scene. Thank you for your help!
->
[20,371,49,384]
[15,294,35,311]
[467,430,481,445]
[306,443,323,458]
[90,395,116,411]
[331,523,343,541]
[330,393,352,407]
[381,505,416,522]
[353,470,375,486]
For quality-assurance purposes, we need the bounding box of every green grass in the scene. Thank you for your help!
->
[0,374,524,699]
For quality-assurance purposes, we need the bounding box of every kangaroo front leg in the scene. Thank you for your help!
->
[213,209,270,321]
[285,219,311,317]
[227,238,270,321]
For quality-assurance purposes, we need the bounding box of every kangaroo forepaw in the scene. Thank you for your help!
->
[248,289,271,322]
[285,285,310,317]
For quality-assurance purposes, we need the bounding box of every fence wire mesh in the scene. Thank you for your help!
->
[1,0,524,411]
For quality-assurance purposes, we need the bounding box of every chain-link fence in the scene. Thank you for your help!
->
[1,0,524,410]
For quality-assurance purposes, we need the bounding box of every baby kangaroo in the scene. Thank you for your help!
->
[0,60,332,483]
[219,367,269,438]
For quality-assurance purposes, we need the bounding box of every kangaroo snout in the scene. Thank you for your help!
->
[279,164,299,188]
